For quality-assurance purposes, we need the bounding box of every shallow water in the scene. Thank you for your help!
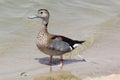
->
[0,0,120,55]
[0,0,120,79]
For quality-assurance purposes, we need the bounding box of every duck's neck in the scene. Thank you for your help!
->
[42,18,49,27]
[41,18,49,34]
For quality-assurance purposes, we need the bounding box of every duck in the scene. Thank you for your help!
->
[28,9,85,65]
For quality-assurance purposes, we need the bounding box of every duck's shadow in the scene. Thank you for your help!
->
[34,57,86,66]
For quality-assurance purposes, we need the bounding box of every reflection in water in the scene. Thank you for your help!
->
[49,64,63,72]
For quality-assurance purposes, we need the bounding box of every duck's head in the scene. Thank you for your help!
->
[28,9,49,20]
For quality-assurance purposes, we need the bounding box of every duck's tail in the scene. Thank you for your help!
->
[74,40,85,44]
[64,36,94,58]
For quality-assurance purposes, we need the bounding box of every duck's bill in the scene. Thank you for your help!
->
[28,14,38,19]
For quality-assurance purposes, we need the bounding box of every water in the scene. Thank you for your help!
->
[1,0,120,55]
[0,0,120,79]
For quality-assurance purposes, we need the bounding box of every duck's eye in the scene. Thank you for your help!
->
[41,12,43,14]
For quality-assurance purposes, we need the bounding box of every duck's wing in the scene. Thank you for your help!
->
[49,35,85,53]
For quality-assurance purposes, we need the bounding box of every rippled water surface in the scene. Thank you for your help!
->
[0,0,120,55]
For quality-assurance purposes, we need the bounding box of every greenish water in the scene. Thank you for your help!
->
[0,0,120,55]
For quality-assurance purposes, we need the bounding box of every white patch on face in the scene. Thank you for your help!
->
[42,13,48,17]
[40,11,48,18]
